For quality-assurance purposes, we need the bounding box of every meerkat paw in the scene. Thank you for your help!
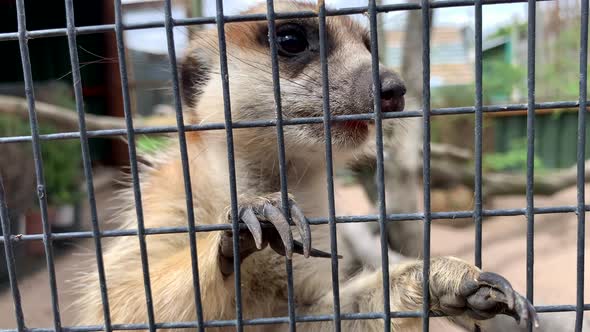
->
[219,193,334,276]
[437,271,539,327]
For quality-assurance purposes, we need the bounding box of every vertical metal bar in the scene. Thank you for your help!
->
[367,0,391,330]
[420,0,432,331]
[63,1,112,331]
[575,1,588,330]
[213,0,243,330]
[525,2,536,331]
[14,1,62,330]
[0,177,25,332]
[473,0,483,270]
[112,1,156,331]
[264,1,297,331]
[317,0,342,330]
[162,1,205,331]
[472,3,483,331]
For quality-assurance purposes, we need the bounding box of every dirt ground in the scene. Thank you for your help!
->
[1,168,589,331]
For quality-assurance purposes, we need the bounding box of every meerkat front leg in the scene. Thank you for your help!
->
[219,192,332,276]
[421,258,537,329]
[298,257,538,332]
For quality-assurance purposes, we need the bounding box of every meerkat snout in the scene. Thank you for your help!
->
[379,71,406,113]
[351,65,406,115]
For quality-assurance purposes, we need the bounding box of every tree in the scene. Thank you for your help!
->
[350,0,429,257]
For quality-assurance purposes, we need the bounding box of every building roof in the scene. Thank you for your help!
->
[384,25,474,86]
[482,35,511,51]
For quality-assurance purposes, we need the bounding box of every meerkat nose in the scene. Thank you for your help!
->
[355,65,406,113]
[380,73,406,113]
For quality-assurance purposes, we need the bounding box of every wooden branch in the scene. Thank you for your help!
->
[428,143,472,162]
[3,95,583,197]
[0,95,175,131]
[484,163,590,196]
[422,144,582,196]
[354,142,587,199]
[431,159,590,196]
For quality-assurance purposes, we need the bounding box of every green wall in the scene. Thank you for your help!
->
[494,111,589,169]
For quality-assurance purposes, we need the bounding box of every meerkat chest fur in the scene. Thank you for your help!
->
[243,140,340,209]
[195,137,330,212]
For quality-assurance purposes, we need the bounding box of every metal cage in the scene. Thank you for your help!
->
[0,0,588,331]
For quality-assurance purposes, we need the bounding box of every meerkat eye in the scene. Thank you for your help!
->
[275,24,308,57]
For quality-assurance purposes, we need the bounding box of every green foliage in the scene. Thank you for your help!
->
[482,60,525,103]
[486,16,583,102]
[0,113,31,137]
[537,24,581,101]
[432,84,475,109]
[430,58,525,145]
[42,137,82,205]
[489,21,527,40]
[0,114,81,205]
[483,137,544,172]
[136,135,170,155]
[431,86,476,143]
[431,60,524,108]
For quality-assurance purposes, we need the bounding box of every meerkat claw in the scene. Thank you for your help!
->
[477,272,516,309]
[262,203,294,258]
[457,271,539,327]
[292,240,340,258]
[510,292,539,328]
[268,236,336,260]
[219,193,324,276]
[289,203,311,257]
[240,207,263,249]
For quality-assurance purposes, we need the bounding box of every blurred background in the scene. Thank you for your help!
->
[0,0,587,331]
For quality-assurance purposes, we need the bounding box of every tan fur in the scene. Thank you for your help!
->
[74,1,493,331]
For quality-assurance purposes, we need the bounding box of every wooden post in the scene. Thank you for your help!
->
[102,0,129,166]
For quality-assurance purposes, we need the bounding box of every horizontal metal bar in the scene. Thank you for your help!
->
[1,204,586,243]
[0,312,406,332]
[0,304,586,332]
[0,0,553,42]
[0,100,584,144]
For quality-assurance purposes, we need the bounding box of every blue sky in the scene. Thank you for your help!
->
[123,0,538,54]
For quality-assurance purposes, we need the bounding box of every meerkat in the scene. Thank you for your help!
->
[73,1,538,331]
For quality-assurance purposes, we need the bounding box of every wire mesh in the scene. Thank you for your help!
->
[0,0,587,332]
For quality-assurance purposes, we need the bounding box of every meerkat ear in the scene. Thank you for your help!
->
[180,51,211,109]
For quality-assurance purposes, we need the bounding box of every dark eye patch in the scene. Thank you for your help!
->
[362,31,371,52]
[276,23,309,57]
[255,18,335,77]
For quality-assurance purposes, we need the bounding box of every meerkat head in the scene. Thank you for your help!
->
[180,1,405,155]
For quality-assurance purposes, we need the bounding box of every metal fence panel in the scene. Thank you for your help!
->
[0,1,587,332]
